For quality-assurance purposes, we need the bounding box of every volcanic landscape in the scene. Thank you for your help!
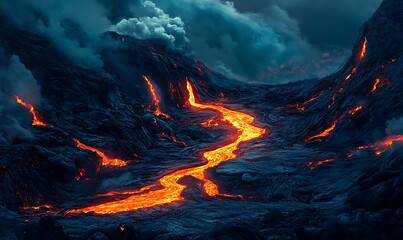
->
[0,0,402,239]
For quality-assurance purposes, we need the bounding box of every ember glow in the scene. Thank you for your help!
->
[143,75,171,119]
[306,159,335,170]
[280,91,324,112]
[328,87,344,108]
[286,96,318,112]
[371,78,391,93]
[15,96,49,127]
[305,121,338,142]
[357,135,403,155]
[371,79,381,92]
[200,118,219,127]
[66,80,266,215]
[306,106,363,142]
[345,67,357,81]
[360,37,368,60]
[348,105,363,115]
[73,139,127,167]
[159,133,188,146]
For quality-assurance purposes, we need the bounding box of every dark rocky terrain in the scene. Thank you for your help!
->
[0,0,402,239]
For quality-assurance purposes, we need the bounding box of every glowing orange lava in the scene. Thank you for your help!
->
[143,75,171,119]
[73,138,127,167]
[371,78,391,93]
[357,135,403,155]
[306,106,363,142]
[279,91,326,112]
[348,105,363,115]
[200,118,219,127]
[21,204,53,211]
[345,67,357,81]
[305,121,338,142]
[360,37,368,61]
[328,88,344,108]
[371,79,381,93]
[306,159,335,170]
[15,96,49,127]
[66,80,266,215]
[159,133,188,146]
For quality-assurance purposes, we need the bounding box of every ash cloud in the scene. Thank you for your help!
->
[0,0,111,69]
[0,0,382,83]
[0,53,42,144]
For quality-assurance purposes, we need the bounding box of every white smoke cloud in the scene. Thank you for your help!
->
[112,1,188,49]
[0,54,42,144]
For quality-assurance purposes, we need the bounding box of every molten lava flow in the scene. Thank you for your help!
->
[360,37,368,61]
[143,75,171,119]
[159,133,188,147]
[357,135,403,155]
[371,79,381,92]
[306,106,363,142]
[348,106,363,115]
[281,91,324,112]
[73,139,127,167]
[200,118,219,127]
[66,81,266,215]
[305,121,338,142]
[345,67,357,81]
[306,159,335,170]
[328,88,344,108]
[15,96,49,127]
[371,78,391,93]
[75,168,86,181]
[21,204,53,211]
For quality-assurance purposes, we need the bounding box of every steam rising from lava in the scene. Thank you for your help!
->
[66,80,266,215]
[0,55,44,143]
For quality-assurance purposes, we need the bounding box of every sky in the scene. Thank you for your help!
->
[0,0,382,83]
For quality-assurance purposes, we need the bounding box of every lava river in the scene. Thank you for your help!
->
[67,80,266,215]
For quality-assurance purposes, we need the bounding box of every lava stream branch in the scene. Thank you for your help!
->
[73,139,127,167]
[15,96,128,169]
[305,105,363,142]
[66,80,266,215]
[15,96,50,127]
[143,75,172,119]
[357,135,403,155]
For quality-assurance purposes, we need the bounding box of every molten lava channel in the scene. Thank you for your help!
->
[15,96,50,127]
[143,75,171,119]
[73,139,127,167]
[67,80,266,215]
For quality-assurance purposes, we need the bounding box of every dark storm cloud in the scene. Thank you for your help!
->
[129,0,380,83]
[116,0,317,82]
[0,0,382,83]
[229,0,382,50]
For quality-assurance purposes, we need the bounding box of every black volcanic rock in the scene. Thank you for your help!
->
[0,0,402,239]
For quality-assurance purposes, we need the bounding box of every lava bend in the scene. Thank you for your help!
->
[67,80,266,215]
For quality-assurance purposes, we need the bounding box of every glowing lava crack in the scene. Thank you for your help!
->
[67,81,267,215]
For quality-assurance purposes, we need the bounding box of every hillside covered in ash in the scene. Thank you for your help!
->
[0,0,402,239]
